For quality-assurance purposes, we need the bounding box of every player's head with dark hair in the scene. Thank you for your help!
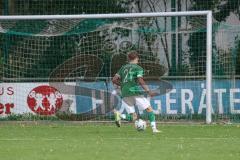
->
[128,51,139,64]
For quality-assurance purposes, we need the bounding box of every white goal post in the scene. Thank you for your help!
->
[0,11,213,123]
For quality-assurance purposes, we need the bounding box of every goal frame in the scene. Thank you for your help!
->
[0,11,213,123]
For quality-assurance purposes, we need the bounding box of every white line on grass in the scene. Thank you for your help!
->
[1,137,238,141]
[166,137,240,140]
[108,137,240,140]
[0,138,63,141]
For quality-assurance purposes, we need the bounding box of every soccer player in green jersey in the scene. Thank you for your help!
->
[112,51,161,133]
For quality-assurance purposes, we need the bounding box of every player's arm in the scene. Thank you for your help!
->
[137,76,156,97]
[137,77,149,92]
[112,74,121,86]
[112,74,121,95]
[135,67,151,95]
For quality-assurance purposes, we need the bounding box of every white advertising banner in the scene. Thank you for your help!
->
[0,82,76,117]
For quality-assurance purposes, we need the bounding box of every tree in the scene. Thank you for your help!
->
[1,0,128,79]
[188,0,240,76]
[213,0,240,75]
[214,0,240,22]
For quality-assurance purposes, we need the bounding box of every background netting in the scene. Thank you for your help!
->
[0,0,240,123]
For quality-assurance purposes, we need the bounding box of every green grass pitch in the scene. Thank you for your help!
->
[0,122,239,160]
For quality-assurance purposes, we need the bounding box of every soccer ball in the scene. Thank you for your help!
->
[135,119,147,131]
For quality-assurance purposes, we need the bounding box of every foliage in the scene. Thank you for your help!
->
[189,0,240,76]
[1,0,240,79]
[7,0,127,15]
[235,39,240,74]
[214,0,240,21]
[1,0,128,79]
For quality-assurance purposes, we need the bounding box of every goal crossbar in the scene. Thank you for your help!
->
[0,11,211,20]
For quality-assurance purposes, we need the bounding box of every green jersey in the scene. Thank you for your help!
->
[116,63,144,97]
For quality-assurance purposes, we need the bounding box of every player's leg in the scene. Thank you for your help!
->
[114,109,121,127]
[145,107,161,133]
[135,96,161,133]
[114,108,136,127]
[114,96,137,127]
[120,102,137,122]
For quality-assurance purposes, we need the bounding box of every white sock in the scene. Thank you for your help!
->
[120,114,126,119]
[151,121,156,129]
